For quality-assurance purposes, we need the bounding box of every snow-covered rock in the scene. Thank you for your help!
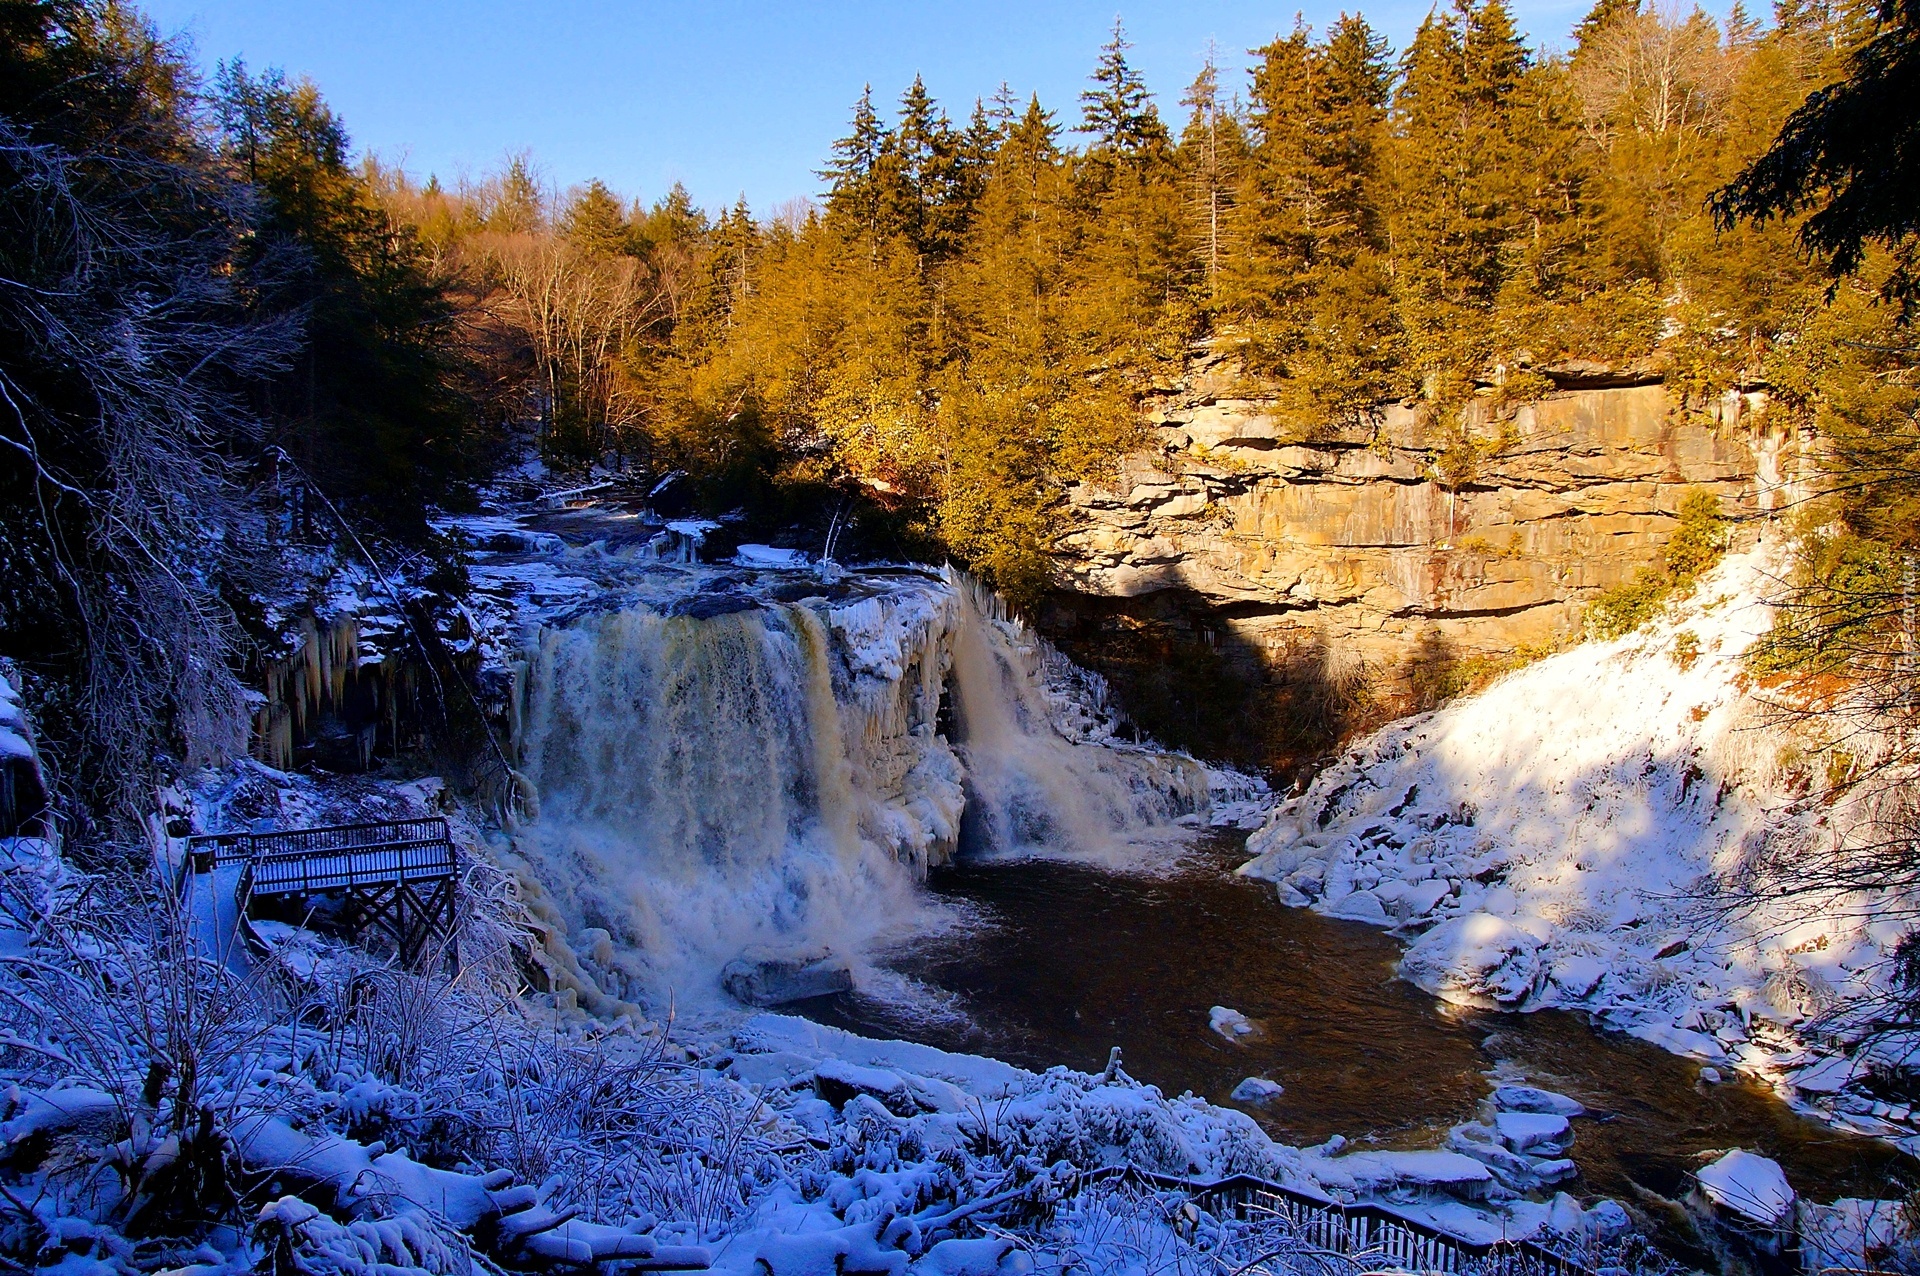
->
[1230,1076,1284,1103]
[1799,1198,1916,1274]
[1491,1085,1585,1117]
[734,543,810,568]
[721,949,854,1006]
[1209,1006,1257,1040]
[1492,1111,1572,1155]
[1335,1150,1497,1200]
[1696,1149,1795,1228]
[1400,913,1542,1008]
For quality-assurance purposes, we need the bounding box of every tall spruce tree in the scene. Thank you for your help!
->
[1233,22,1317,336]
[822,85,889,237]
[561,178,634,256]
[216,62,474,533]
[1178,46,1248,305]
[1296,14,1406,422]
[1079,20,1170,160]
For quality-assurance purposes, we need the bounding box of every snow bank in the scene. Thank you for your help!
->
[1239,540,1918,1139]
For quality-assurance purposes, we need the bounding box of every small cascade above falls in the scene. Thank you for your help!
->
[451,508,1210,1007]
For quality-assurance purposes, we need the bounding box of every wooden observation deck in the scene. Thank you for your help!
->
[186,817,460,968]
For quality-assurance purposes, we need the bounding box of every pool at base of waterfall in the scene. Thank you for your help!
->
[791,833,1907,1211]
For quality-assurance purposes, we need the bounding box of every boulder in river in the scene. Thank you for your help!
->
[1230,1076,1284,1103]
[1400,911,1543,1007]
[722,949,853,1006]
[1493,1110,1574,1155]
[1492,1084,1585,1116]
[1696,1149,1795,1229]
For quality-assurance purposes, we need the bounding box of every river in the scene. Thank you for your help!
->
[796,834,1906,1212]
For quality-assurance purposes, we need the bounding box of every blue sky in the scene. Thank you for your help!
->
[142,0,1605,217]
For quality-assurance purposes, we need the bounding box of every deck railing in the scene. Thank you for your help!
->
[183,818,460,968]
[1080,1168,1598,1276]
[185,818,452,872]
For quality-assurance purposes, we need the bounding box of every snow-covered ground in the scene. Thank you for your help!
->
[4,801,1669,1276]
[21,498,1908,1273]
[1237,539,1917,1148]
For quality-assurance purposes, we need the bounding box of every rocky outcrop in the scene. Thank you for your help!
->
[1044,348,1804,758]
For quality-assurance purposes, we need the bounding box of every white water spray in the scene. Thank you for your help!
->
[947,574,1207,858]
[508,569,1206,1006]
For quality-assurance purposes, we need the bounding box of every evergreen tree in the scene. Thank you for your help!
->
[877,75,964,257]
[1179,46,1243,302]
[1229,22,1316,354]
[1718,0,1920,309]
[1079,20,1171,159]
[487,153,545,234]
[1389,0,1537,407]
[1310,14,1395,260]
[562,178,634,256]
[1295,14,1406,422]
[822,85,889,235]
[216,62,474,531]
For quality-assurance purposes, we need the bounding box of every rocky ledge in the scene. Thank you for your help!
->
[1050,347,1800,690]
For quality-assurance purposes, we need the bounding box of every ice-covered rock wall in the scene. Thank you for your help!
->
[501,559,1206,1006]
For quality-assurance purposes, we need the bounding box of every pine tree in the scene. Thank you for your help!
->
[215,62,473,529]
[1009,95,1062,164]
[1293,14,1405,423]
[1390,0,1537,401]
[488,153,545,234]
[878,75,962,257]
[1231,22,1316,345]
[1179,46,1243,301]
[989,82,1022,130]
[1720,0,1920,308]
[947,99,1003,243]
[822,85,889,235]
[1310,14,1395,261]
[561,179,633,256]
[1571,0,1640,52]
[717,197,755,318]
[1079,20,1170,159]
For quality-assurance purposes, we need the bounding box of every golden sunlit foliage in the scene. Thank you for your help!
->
[376,2,1884,600]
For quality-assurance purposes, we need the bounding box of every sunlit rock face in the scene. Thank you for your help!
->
[1050,346,1801,683]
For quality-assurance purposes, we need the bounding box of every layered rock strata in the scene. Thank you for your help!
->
[1042,349,1806,764]
[1055,352,1798,663]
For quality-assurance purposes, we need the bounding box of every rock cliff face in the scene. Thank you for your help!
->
[1038,348,1807,772]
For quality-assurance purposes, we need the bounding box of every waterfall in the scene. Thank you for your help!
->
[507,568,1207,1006]
[948,572,1209,858]
[512,600,923,1006]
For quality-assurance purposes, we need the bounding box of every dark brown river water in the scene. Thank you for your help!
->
[797,836,1909,1208]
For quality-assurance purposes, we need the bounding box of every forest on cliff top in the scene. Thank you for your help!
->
[367,0,1914,598]
[3,0,1919,834]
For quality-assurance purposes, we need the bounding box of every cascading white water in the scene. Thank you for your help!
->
[512,599,928,1006]
[508,567,1207,1006]
[947,574,1208,858]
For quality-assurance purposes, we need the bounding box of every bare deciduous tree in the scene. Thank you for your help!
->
[1572,3,1739,148]
[0,79,299,835]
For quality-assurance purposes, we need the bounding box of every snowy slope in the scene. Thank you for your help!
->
[1239,539,1915,1141]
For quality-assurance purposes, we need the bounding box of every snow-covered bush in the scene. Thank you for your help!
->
[0,839,783,1272]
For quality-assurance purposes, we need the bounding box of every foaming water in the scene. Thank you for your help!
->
[514,602,920,1006]
[506,563,1206,1007]
[948,576,1205,864]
